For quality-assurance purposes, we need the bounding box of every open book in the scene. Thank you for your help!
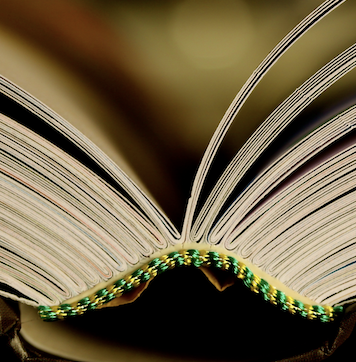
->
[1,0,356,352]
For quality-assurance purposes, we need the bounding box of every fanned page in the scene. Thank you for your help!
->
[0,112,179,306]
[187,0,356,309]
[0,25,180,305]
[1,0,356,328]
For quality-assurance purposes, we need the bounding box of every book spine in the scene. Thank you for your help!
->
[38,249,343,323]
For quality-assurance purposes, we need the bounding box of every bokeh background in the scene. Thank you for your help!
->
[0,1,356,360]
[0,0,356,225]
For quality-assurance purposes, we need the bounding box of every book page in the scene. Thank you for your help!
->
[189,1,356,243]
[0,26,143,191]
[0,21,179,240]
[0,113,180,307]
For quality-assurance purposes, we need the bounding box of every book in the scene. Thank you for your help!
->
[1,0,356,360]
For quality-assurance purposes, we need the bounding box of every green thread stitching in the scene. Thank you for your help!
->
[38,249,343,322]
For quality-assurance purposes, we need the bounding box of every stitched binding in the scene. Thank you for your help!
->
[38,249,343,322]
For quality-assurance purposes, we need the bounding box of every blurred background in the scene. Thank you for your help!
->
[1,1,356,361]
[0,0,355,226]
